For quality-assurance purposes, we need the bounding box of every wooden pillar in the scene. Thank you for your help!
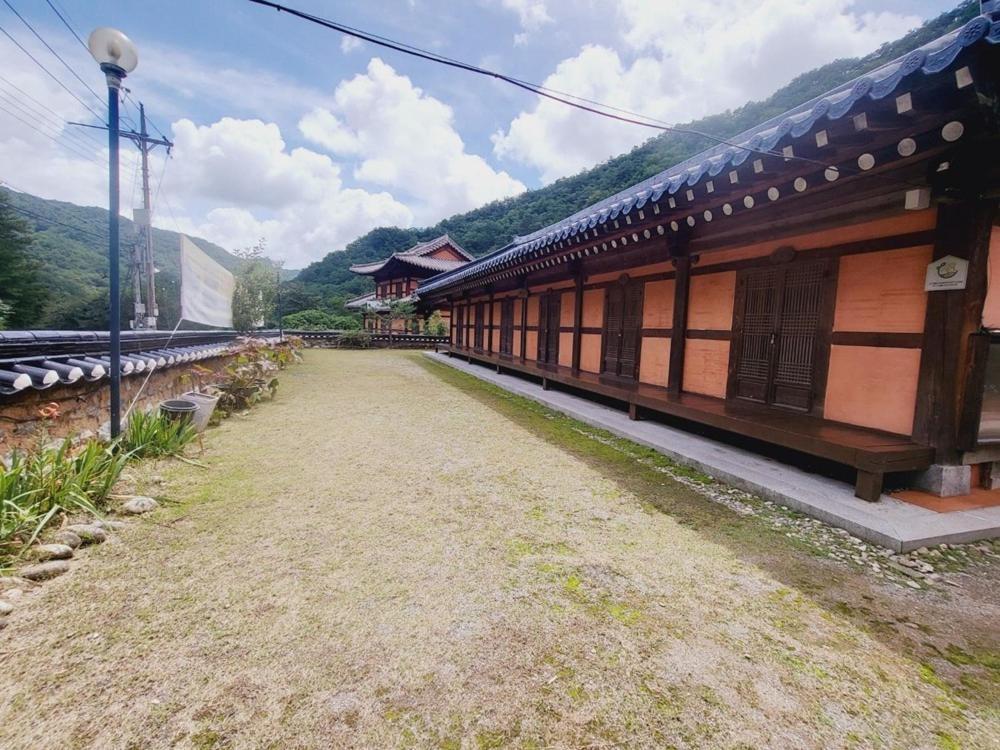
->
[667,250,691,395]
[487,289,495,356]
[571,263,584,375]
[912,199,997,462]
[448,300,455,346]
[519,284,529,364]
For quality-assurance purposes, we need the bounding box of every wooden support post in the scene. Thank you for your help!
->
[912,199,997,462]
[667,251,691,395]
[519,285,529,365]
[628,402,640,421]
[487,290,495,355]
[854,469,883,502]
[448,300,455,346]
[542,377,550,391]
[572,264,584,375]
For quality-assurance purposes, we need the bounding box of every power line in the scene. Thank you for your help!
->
[0,20,104,123]
[0,185,106,240]
[0,78,103,153]
[0,86,97,157]
[0,72,103,149]
[246,0,927,189]
[43,0,87,53]
[2,0,105,107]
[0,99,101,163]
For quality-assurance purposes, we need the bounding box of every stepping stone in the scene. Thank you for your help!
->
[28,544,74,562]
[0,600,12,616]
[65,525,107,545]
[19,560,70,581]
[52,531,82,549]
[122,496,159,515]
[92,519,127,531]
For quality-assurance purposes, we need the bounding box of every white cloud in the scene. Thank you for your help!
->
[298,58,526,222]
[493,0,553,44]
[493,0,923,182]
[340,35,362,54]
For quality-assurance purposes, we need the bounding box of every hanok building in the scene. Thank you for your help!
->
[346,234,472,333]
[418,8,1000,503]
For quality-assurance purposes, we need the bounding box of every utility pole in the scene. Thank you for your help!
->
[71,103,172,330]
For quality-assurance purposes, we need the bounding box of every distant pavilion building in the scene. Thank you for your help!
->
[346,235,472,333]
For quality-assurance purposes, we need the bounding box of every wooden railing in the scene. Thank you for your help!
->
[285,330,448,349]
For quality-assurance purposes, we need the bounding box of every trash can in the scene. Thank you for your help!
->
[159,398,198,425]
[182,391,220,433]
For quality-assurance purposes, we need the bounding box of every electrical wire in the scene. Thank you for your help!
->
[0,20,104,123]
[0,187,105,240]
[0,77,103,152]
[2,0,105,107]
[43,0,87,53]
[246,0,932,188]
[0,99,101,163]
[0,86,97,156]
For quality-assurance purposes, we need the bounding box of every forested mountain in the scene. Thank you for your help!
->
[0,188,239,329]
[286,0,978,313]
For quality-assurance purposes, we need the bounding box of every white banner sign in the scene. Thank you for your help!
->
[180,236,234,327]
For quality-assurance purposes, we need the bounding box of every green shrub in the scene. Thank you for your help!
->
[1,438,129,560]
[282,308,361,331]
[121,409,197,459]
[335,330,372,349]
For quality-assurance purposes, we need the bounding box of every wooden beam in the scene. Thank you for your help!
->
[667,249,691,394]
[519,283,528,364]
[487,289,494,355]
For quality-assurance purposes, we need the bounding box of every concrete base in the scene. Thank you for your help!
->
[911,464,972,497]
[426,352,1000,552]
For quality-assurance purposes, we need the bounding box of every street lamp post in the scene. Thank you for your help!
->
[88,28,138,440]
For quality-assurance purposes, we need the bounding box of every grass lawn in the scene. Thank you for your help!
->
[0,349,997,749]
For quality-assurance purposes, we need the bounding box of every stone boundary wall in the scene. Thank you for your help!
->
[0,355,236,455]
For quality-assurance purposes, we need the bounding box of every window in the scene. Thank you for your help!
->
[499,298,514,356]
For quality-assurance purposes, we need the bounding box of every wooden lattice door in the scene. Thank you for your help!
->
[538,293,561,365]
[602,278,644,380]
[732,260,828,411]
[474,302,485,350]
[455,306,465,347]
[499,298,514,356]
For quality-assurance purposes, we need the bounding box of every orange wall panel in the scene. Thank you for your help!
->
[582,289,604,327]
[824,345,921,435]
[643,279,675,328]
[558,333,574,367]
[834,246,931,333]
[688,272,736,331]
[587,260,674,285]
[580,333,602,373]
[490,328,499,352]
[560,292,576,327]
[983,226,1000,328]
[639,337,671,386]
[700,209,937,268]
[526,330,538,359]
[526,296,539,326]
[682,339,730,398]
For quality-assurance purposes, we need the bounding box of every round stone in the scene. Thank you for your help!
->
[52,531,82,549]
[65,524,107,545]
[0,600,13,616]
[28,544,74,562]
[19,560,70,581]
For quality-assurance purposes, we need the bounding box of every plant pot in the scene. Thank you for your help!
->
[159,399,198,426]
[181,391,220,433]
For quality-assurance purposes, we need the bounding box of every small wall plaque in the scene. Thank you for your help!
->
[924,255,968,291]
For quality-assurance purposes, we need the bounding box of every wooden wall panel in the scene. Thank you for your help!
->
[682,339,730,398]
[587,259,674,286]
[833,246,931,333]
[490,327,500,352]
[700,208,938,268]
[525,331,538,359]
[824,345,921,435]
[580,333,602,373]
[642,279,675,329]
[639,337,671,386]
[512,299,523,358]
[982,226,1000,328]
[582,289,604,327]
[687,272,736,331]
[558,332,574,367]
[560,292,576,327]
[526,296,539,326]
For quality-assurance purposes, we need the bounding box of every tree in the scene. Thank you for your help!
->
[0,193,47,327]
[232,239,279,333]
[426,310,447,336]
[380,299,416,342]
[0,298,11,329]
[281,308,361,331]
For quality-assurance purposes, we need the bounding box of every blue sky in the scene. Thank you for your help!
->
[0,0,963,266]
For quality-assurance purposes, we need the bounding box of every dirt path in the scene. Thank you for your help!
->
[1,350,997,749]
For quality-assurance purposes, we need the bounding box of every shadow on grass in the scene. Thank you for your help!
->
[415,352,1000,715]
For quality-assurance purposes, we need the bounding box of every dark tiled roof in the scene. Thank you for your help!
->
[418,14,1000,297]
[349,233,473,275]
